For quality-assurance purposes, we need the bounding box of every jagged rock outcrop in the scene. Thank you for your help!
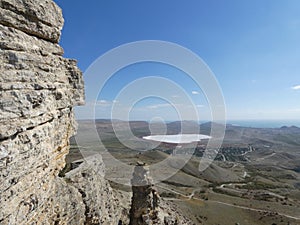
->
[129,163,159,225]
[129,162,193,225]
[65,157,129,225]
[0,1,124,224]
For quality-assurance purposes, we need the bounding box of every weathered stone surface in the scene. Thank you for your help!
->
[0,0,123,224]
[65,157,128,225]
[0,0,64,43]
[0,1,194,225]
[129,163,193,225]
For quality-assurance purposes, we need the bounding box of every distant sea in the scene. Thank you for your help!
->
[225,120,300,128]
[88,119,300,129]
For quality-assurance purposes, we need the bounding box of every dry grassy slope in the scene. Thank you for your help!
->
[71,120,300,224]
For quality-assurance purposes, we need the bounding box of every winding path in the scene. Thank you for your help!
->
[209,200,300,221]
[158,185,300,221]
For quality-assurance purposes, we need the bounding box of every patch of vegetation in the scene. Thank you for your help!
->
[162,180,193,187]
[291,166,300,173]
[274,134,300,146]
[160,192,178,198]
[243,181,279,190]
[212,187,241,197]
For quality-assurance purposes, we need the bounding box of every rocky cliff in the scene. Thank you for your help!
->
[0,1,194,224]
[0,0,125,224]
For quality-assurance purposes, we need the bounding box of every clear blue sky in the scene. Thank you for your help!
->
[54,0,300,121]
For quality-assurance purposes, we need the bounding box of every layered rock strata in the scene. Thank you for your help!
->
[0,1,194,224]
[0,0,123,224]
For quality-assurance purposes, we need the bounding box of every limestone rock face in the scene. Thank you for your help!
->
[0,1,195,225]
[0,0,64,43]
[0,1,122,224]
[65,157,129,225]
